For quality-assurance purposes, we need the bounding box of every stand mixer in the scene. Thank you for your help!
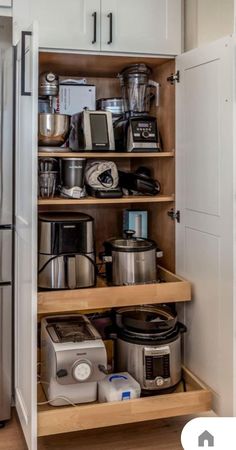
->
[39,72,59,112]
[38,72,70,148]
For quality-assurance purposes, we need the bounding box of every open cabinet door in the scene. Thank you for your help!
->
[14,23,38,450]
[176,36,234,416]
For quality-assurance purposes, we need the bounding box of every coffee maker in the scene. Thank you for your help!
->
[38,212,96,290]
[114,64,161,152]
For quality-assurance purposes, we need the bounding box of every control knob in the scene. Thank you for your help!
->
[72,360,92,382]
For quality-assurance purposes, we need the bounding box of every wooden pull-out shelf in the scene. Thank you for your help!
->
[38,267,191,315]
[38,151,175,158]
[37,367,212,437]
[38,194,174,206]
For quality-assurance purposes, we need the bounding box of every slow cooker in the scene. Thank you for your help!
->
[115,306,186,394]
[103,230,158,286]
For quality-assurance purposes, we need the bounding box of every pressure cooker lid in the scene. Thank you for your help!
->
[38,211,93,223]
[116,305,177,333]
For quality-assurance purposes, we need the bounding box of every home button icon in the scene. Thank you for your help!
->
[198,430,214,447]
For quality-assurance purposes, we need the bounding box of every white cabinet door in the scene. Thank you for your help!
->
[176,36,234,415]
[0,0,11,6]
[101,0,181,55]
[31,0,101,51]
[15,22,38,450]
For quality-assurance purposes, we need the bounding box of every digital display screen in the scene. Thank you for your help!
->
[138,123,149,128]
[90,114,109,146]
[153,357,165,377]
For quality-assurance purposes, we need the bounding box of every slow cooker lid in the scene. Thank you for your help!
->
[107,237,156,251]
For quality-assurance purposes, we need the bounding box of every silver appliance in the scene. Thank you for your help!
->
[103,231,159,286]
[38,113,70,146]
[114,64,161,152]
[116,306,186,393]
[41,315,107,406]
[39,72,59,112]
[69,110,115,151]
[0,40,13,424]
[38,212,96,290]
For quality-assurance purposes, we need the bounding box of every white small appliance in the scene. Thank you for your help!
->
[41,315,107,406]
[98,372,141,403]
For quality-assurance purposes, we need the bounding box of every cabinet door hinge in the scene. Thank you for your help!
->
[168,209,180,223]
[167,70,180,85]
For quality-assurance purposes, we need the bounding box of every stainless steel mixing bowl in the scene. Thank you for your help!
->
[38,113,70,146]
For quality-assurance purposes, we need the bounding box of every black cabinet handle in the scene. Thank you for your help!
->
[107,12,113,44]
[21,30,32,96]
[92,11,97,44]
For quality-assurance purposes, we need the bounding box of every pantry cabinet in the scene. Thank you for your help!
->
[19,0,182,55]
[14,21,236,450]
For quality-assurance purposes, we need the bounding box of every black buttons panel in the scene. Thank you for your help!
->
[145,354,170,380]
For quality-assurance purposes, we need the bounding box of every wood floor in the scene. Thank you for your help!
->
[0,410,214,450]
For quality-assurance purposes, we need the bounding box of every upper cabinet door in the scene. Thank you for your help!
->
[101,0,182,55]
[176,36,234,415]
[31,0,101,51]
[0,0,11,6]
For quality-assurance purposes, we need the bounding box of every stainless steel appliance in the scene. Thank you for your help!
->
[41,315,107,406]
[60,158,86,199]
[103,231,159,286]
[114,64,161,152]
[116,306,186,393]
[39,72,59,112]
[96,97,124,122]
[0,44,13,425]
[69,110,115,151]
[38,212,96,290]
[38,113,70,146]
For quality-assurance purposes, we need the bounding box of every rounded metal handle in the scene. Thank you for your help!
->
[107,12,113,44]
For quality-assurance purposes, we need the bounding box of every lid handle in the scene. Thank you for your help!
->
[124,229,136,239]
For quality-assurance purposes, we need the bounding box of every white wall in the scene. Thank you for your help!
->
[185,0,234,51]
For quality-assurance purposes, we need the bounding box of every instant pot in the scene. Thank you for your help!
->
[115,306,186,394]
[103,230,158,286]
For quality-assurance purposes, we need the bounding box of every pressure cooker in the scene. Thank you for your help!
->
[115,306,187,393]
[102,230,159,286]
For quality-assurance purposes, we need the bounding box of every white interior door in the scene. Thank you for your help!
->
[31,0,101,51]
[176,36,234,416]
[15,23,38,450]
[101,0,182,55]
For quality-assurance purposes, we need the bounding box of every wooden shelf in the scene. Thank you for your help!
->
[37,367,212,437]
[38,150,175,158]
[38,194,174,206]
[38,267,191,315]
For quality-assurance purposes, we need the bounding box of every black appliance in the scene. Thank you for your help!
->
[38,212,96,289]
[119,166,161,196]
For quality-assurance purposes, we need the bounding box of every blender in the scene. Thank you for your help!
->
[114,64,161,152]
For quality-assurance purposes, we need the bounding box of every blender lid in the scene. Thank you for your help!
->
[38,211,93,223]
[119,64,152,79]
